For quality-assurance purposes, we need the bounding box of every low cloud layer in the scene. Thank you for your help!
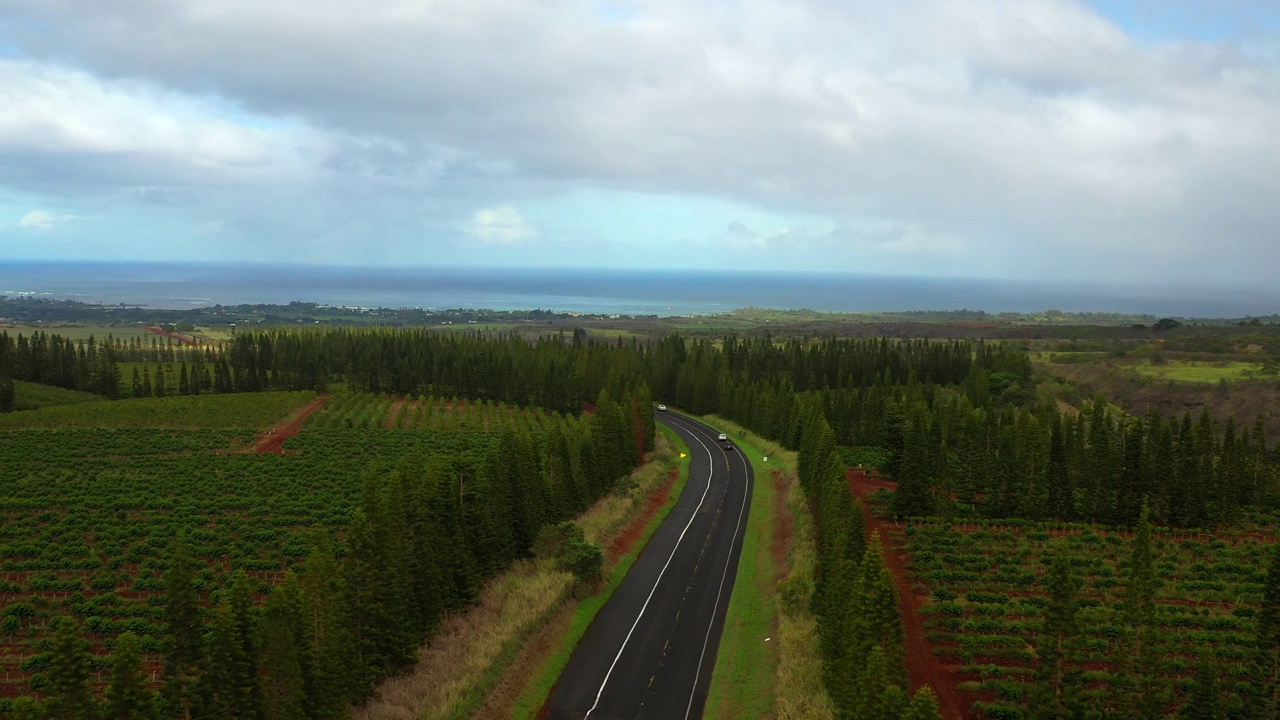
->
[1,0,1279,283]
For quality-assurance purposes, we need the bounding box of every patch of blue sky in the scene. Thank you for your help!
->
[205,95,307,132]
[1085,0,1280,42]
[518,188,828,250]
[594,1,640,24]
[0,41,21,58]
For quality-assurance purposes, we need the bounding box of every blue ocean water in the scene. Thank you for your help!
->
[0,261,1275,318]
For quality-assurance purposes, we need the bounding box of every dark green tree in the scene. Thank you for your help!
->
[1254,539,1280,718]
[257,586,307,720]
[1180,657,1223,720]
[1030,549,1084,720]
[44,616,96,720]
[161,537,205,720]
[104,632,155,719]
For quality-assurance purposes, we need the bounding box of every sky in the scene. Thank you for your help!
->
[1,0,1280,286]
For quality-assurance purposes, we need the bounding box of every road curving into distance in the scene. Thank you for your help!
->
[544,411,755,720]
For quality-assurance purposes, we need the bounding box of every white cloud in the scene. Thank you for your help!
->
[1,0,1280,281]
[464,205,537,245]
[18,210,61,230]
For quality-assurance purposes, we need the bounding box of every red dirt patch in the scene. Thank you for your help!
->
[383,397,408,429]
[607,468,678,562]
[246,396,330,455]
[847,469,969,720]
[145,325,197,346]
[771,470,795,575]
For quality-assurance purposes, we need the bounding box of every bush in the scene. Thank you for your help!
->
[534,522,603,583]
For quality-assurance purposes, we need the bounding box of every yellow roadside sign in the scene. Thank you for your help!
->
[680,453,687,458]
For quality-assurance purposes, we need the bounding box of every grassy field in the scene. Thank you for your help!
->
[3,325,159,342]
[509,426,692,718]
[1129,359,1267,383]
[11,380,105,412]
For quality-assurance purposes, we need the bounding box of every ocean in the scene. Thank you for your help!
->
[0,262,1275,318]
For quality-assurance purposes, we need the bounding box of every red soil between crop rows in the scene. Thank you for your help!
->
[847,469,969,720]
[383,398,408,428]
[246,396,330,454]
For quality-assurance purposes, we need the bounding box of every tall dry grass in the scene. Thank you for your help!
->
[577,431,676,546]
[774,469,836,720]
[352,563,573,720]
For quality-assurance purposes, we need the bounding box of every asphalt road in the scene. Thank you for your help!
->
[543,412,754,720]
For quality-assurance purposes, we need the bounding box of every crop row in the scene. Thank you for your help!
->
[0,391,316,430]
[900,520,1269,718]
[307,393,566,433]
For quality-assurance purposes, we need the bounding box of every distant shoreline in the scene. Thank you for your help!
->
[1,261,1277,318]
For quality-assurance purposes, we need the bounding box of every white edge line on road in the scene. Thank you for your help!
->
[583,414,716,720]
[683,440,750,720]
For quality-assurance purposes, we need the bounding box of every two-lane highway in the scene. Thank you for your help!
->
[544,412,754,720]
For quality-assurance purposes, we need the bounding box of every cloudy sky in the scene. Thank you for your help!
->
[1,0,1278,286]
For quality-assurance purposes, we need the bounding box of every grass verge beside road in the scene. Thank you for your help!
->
[698,413,834,720]
[698,414,787,720]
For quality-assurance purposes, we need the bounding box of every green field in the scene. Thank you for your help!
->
[3,325,160,343]
[1129,359,1267,383]
[11,381,105,412]
[0,390,315,429]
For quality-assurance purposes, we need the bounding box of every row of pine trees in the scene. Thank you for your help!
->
[8,326,1276,526]
[797,398,942,719]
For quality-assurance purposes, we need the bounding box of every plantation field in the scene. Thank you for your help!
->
[0,390,316,429]
[307,392,571,433]
[899,518,1268,719]
[0,388,585,702]
[11,381,104,412]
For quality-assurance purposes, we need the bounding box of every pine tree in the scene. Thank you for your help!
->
[851,644,906,720]
[202,604,241,719]
[1030,549,1084,720]
[258,587,307,720]
[104,632,155,719]
[161,537,205,720]
[298,542,355,720]
[1113,502,1163,720]
[0,372,13,413]
[1254,540,1280,717]
[1180,657,1223,720]
[228,571,264,719]
[855,532,906,667]
[905,686,943,720]
[44,616,96,720]
[1046,412,1074,520]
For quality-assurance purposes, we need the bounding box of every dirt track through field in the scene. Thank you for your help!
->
[146,325,198,346]
[248,396,330,454]
[847,470,968,720]
[383,398,408,429]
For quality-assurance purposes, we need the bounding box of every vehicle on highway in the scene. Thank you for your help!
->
[657,404,667,411]
[717,433,727,441]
